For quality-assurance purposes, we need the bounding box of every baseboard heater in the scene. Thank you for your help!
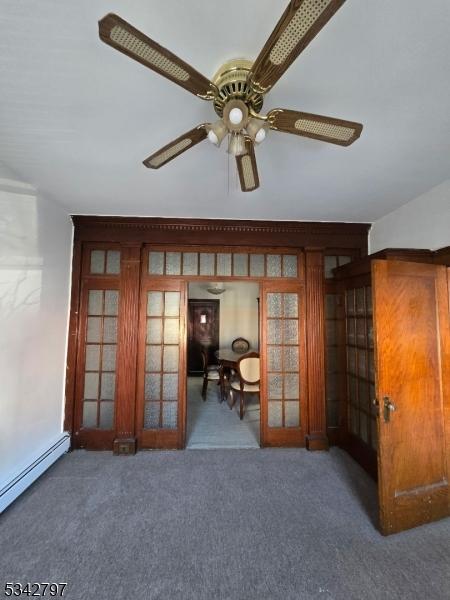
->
[0,433,70,513]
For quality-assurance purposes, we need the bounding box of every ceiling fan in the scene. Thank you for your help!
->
[98,1,363,192]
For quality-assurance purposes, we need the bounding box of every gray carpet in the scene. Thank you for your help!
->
[1,449,449,600]
[186,377,260,449]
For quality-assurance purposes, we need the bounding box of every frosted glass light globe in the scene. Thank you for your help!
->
[255,127,266,144]
[229,107,243,125]
[208,130,219,145]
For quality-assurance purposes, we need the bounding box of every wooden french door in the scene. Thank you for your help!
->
[373,260,450,534]
[260,281,307,446]
[136,279,187,449]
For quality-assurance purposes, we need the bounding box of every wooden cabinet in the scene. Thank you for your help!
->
[334,250,450,534]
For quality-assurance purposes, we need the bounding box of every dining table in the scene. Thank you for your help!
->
[214,348,252,405]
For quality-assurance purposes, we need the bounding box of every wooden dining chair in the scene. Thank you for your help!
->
[200,347,221,400]
[230,352,260,419]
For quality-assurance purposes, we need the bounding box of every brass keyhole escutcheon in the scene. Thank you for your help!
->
[383,396,396,423]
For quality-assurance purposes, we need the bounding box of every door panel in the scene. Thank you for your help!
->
[373,260,450,534]
[136,279,187,449]
[74,282,120,449]
[187,300,220,373]
[261,282,307,446]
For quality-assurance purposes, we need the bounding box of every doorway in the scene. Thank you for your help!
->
[186,281,261,449]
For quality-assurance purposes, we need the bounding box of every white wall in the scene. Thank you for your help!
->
[0,165,72,496]
[370,179,450,253]
[189,282,260,350]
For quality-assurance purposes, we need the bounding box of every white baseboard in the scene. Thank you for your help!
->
[0,433,71,513]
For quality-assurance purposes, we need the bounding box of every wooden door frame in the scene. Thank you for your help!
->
[65,217,371,453]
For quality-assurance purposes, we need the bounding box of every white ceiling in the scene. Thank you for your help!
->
[1,0,449,222]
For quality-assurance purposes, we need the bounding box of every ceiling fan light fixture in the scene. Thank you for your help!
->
[206,120,227,146]
[227,133,246,157]
[207,282,226,295]
[246,118,268,144]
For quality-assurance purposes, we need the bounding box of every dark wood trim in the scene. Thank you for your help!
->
[305,249,328,451]
[342,434,378,480]
[333,248,436,280]
[63,240,82,437]
[434,246,450,266]
[72,216,370,250]
[114,245,141,449]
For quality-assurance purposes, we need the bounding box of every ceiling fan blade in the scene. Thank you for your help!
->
[143,125,207,169]
[248,0,346,93]
[236,139,260,192]
[267,109,362,146]
[99,13,218,100]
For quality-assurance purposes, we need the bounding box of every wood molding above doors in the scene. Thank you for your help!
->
[72,216,370,251]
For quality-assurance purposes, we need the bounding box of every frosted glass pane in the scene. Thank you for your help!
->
[164,318,179,344]
[268,401,282,427]
[217,253,231,276]
[90,250,105,274]
[268,346,282,372]
[102,345,116,371]
[84,372,99,400]
[356,288,365,314]
[285,401,300,427]
[326,320,337,345]
[268,374,282,399]
[100,373,115,400]
[358,350,367,378]
[103,317,117,343]
[347,347,357,374]
[85,345,100,371]
[147,292,163,317]
[149,251,164,275]
[87,317,101,343]
[267,319,282,344]
[144,402,160,429]
[163,346,179,373]
[104,291,119,316]
[183,252,198,275]
[83,401,97,428]
[359,380,369,410]
[346,289,355,315]
[325,294,337,319]
[162,373,178,400]
[350,406,359,435]
[267,255,282,277]
[347,318,355,345]
[166,252,181,275]
[267,293,282,317]
[283,255,297,278]
[147,318,162,344]
[324,255,337,279]
[284,346,299,372]
[106,250,121,274]
[200,253,215,276]
[338,256,351,266]
[284,320,298,345]
[250,254,265,277]
[367,319,374,348]
[326,372,337,399]
[348,376,358,403]
[356,318,366,346]
[162,402,178,429]
[284,374,299,399]
[326,346,338,373]
[368,351,375,381]
[164,292,180,317]
[146,345,161,372]
[233,253,248,276]
[366,287,373,314]
[145,374,161,401]
[283,294,298,318]
[99,402,114,430]
[88,290,103,315]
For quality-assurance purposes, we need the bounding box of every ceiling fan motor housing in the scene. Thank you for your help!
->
[212,59,264,118]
